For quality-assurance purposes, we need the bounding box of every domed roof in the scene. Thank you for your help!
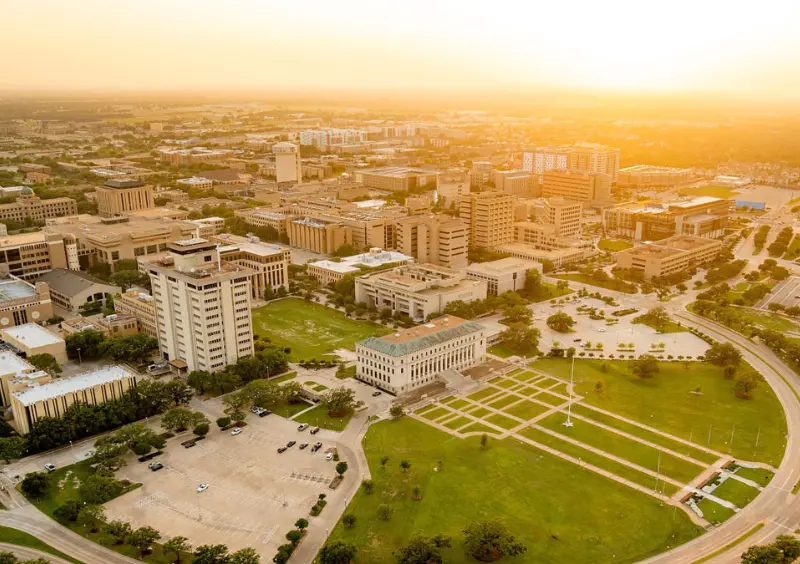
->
[20,186,34,195]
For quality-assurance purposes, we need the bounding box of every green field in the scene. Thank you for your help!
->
[252,298,391,361]
[552,274,638,294]
[504,400,549,420]
[734,467,773,487]
[488,343,518,358]
[678,185,739,199]
[783,235,800,260]
[293,404,353,431]
[328,419,703,563]
[533,359,787,465]
[696,498,735,524]
[599,239,634,252]
[712,478,759,508]
[0,525,81,564]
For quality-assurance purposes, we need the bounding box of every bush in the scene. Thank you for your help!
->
[194,423,210,437]
[54,500,83,522]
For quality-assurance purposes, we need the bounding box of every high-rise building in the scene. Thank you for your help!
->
[494,170,535,196]
[95,179,155,217]
[471,161,493,189]
[0,232,75,281]
[458,191,514,249]
[541,170,611,206]
[522,144,620,182]
[143,239,254,373]
[436,171,470,207]
[522,147,570,175]
[395,215,469,269]
[211,233,291,300]
[273,142,302,184]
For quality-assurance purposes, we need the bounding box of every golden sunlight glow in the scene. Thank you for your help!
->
[2,0,799,94]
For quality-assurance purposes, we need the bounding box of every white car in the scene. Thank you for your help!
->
[43,463,56,472]
[196,483,209,493]
[231,427,242,436]
[597,328,606,332]
[325,452,334,461]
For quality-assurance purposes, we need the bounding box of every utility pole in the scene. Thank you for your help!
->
[754,426,761,457]
[729,424,735,454]
[707,423,712,446]
[655,451,661,494]
[563,356,575,428]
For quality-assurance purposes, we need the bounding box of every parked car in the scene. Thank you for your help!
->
[231,428,242,436]
[372,391,382,397]
[148,462,164,471]
[259,410,271,417]
[196,483,209,493]
[287,441,297,448]
[325,452,334,460]
[250,406,260,414]
[299,443,308,450]
[43,463,56,472]
[277,447,287,454]
[311,442,322,453]
[597,328,606,332]
[310,427,320,435]
[184,441,196,449]
[297,423,309,431]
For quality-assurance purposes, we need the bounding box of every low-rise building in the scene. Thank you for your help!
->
[355,263,487,321]
[614,235,723,279]
[356,316,486,394]
[355,167,438,192]
[95,179,155,217]
[497,242,587,268]
[307,248,413,285]
[0,188,77,223]
[115,289,158,338]
[176,177,213,191]
[35,269,120,314]
[9,364,138,435]
[466,258,541,296]
[212,233,291,299]
[288,217,351,254]
[0,231,75,281]
[618,165,694,189]
[0,323,67,363]
[60,313,139,339]
[603,196,728,241]
[0,271,53,328]
[495,169,535,197]
[188,217,225,237]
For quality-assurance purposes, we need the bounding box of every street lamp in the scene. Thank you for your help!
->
[77,348,82,365]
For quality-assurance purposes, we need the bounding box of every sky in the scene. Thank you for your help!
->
[2,0,800,97]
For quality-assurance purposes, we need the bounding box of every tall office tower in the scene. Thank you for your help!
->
[539,197,582,237]
[522,147,570,174]
[541,170,611,206]
[395,215,469,269]
[273,142,302,183]
[95,179,155,217]
[143,239,254,373]
[568,143,621,182]
[458,191,514,249]
[471,161,493,189]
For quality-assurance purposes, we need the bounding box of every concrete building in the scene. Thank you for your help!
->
[176,177,213,191]
[0,272,53,328]
[541,170,611,206]
[466,258,542,296]
[143,239,254,373]
[523,144,620,182]
[615,235,723,279]
[471,161,493,189]
[355,263,487,321]
[618,165,693,189]
[36,269,120,314]
[0,188,77,223]
[115,289,158,338]
[395,215,469,269]
[9,364,138,435]
[0,231,76,281]
[273,142,302,184]
[236,209,290,234]
[497,242,586,268]
[307,248,413,285]
[212,233,291,299]
[95,179,155,218]
[355,167,438,193]
[356,316,486,394]
[288,217,351,254]
[522,147,569,175]
[495,170,534,197]
[436,171,470,207]
[0,323,67,363]
[158,147,232,166]
[188,217,225,237]
[603,196,728,241]
[60,313,139,339]
[459,191,514,249]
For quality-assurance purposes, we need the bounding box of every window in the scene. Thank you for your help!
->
[204,255,212,262]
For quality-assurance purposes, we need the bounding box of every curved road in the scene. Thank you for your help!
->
[642,312,800,564]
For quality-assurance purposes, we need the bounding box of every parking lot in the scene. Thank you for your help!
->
[756,276,800,311]
[104,412,349,557]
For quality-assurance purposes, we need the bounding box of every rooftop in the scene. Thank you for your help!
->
[0,279,36,302]
[467,257,539,275]
[1,323,62,348]
[621,235,722,259]
[13,365,135,406]
[358,316,483,356]
[0,351,42,378]
[36,269,118,297]
[360,167,437,178]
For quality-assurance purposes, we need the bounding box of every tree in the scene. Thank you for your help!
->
[77,504,106,533]
[389,405,405,419]
[216,416,232,429]
[20,472,50,501]
[222,390,250,413]
[774,535,800,561]
[294,518,308,530]
[27,353,61,374]
[634,307,671,332]
[187,370,213,395]
[462,520,527,562]
[80,474,123,504]
[343,514,357,528]
[735,372,760,399]
[105,520,133,545]
[164,380,193,407]
[163,535,191,563]
[400,460,411,472]
[321,387,358,417]
[65,329,106,360]
[286,529,303,545]
[193,544,230,564]
[229,548,260,564]
[632,355,659,379]
[129,526,161,557]
[546,312,575,333]
[194,423,210,437]
[54,500,83,522]
[740,544,782,564]
[361,479,374,494]
[500,323,541,356]
[319,541,357,564]
[380,455,390,469]
[110,269,141,290]
[480,433,489,450]
[503,305,532,325]
[0,437,26,463]
[378,504,393,521]
[336,461,348,477]
[705,343,742,368]
[395,534,452,564]
[162,408,208,432]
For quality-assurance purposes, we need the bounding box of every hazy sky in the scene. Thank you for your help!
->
[3,0,800,95]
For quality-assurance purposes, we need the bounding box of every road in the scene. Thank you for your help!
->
[642,312,800,564]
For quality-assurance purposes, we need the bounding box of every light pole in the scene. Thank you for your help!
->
[77,348,82,365]
[563,356,575,428]
[196,494,202,521]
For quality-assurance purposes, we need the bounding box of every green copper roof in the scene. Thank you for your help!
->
[357,321,484,357]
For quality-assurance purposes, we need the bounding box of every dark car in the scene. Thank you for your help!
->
[277,446,287,453]
[259,409,272,417]
[573,338,582,342]
[310,427,320,435]
[183,441,196,449]
[311,442,322,453]
[148,462,164,472]
[287,441,296,448]
[299,443,309,450]
[372,390,382,397]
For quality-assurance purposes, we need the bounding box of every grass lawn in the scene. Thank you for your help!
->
[635,318,688,333]
[712,479,759,508]
[444,416,472,430]
[519,427,678,497]
[529,282,574,303]
[511,370,537,382]
[533,359,787,466]
[329,419,703,563]
[269,399,314,419]
[268,371,296,384]
[336,365,357,379]
[487,343,517,358]
[414,404,439,416]
[534,392,569,407]
[459,422,501,435]
[251,298,390,361]
[487,394,519,409]
[734,467,773,487]
[678,185,738,199]
[448,399,469,410]
[466,407,490,418]
[688,302,799,334]
[467,388,503,402]
[696,498,735,524]
[504,400,549,420]
[784,235,800,260]
[537,415,704,484]
[293,404,353,431]
[484,413,521,430]
[599,239,634,252]
[552,274,638,294]
[420,407,450,421]
[0,525,81,564]
[495,378,518,389]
